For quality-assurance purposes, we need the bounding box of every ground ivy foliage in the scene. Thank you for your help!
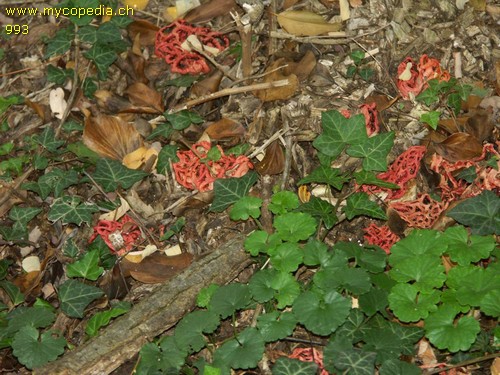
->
[134,109,498,374]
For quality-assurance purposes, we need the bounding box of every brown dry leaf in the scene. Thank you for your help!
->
[283,0,299,9]
[255,140,285,175]
[95,90,134,113]
[495,60,500,96]
[276,10,342,36]
[24,98,50,122]
[125,82,164,114]
[386,207,408,238]
[433,132,483,162]
[172,191,214,216]
[83,113,144,160]
[184,0,237,23]
[127,19,159,47]
[468,0,486,11]
[122,146,159,170]
[491,357,500,375]
[365,94,398,112]
[436,117,464,135]
[191,70,223,97]
[205,118,246,141]
[463,109,494,143]
[255,59,299,102]
[121,253,193,283]
[284,50,317,82]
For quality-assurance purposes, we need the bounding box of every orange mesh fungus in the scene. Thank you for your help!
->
[172,141,253,192]
[363,223,400,254]
[155,20,229,75]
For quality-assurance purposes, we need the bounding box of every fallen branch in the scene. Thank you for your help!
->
[34,235,251,375]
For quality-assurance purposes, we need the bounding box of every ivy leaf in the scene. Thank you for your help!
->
[346,132,394,171]
[388,284,440,322]
[298,166,349,190]
[420,111,441,130]
[58,279,104,318]
[147,122,174,140]
[270,243,303,273]
[268,191,299,215]
[389,256,446,290]
[91,158,148,192]
[314,266,372,295]
[85,301,131,337]
[272,357,318,375]
[447,190,500,235]
[444,226,496,265]
[273,212,317,243]
[67,0,100,25]
[343,192,386,220]
[416,87,439,106]
[11,327,66,369]
[335,309,370,343]
[46,65,72,85]
[95,22,122,43]
[447,92,462,115]
[45,28,73,58]
[48,196,98,225]
[229,196,263,221]
[174,310,220,353]
[297,196,338,229]
[210,171,258,212]
[84,42,118,80]
[425,305,480,352]
[353,170,400,189]
[313,111,368,158]
[38,168,80,199]
[209,284,251,319]
[0,280,24,305]
[165,110,204,131]
[379,359,421,375]
[66,250,104,281]
[389,229,446,265]
[156,145,179,174]
[327,347,376,375]
[257,311,298,342]
[36,127,65,153]
[8,206,42,225]
[213,327,265,369]
[293,290,351,336]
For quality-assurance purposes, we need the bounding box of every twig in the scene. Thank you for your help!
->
[186,40,238,82]
[55,23,80,137]
[229,64,289,87]
[0,167,34,208]
[248,128,287,159]
[169,79,290,112]
[269,30,349,45]
[280,107,293,190]
[231,11,253,79]
[424,352,500,374]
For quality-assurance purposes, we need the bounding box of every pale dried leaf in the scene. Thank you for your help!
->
[276,10,342,36]
[22,256,41,273]
[49,88,67,120]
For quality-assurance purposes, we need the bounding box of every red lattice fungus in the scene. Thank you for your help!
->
[89,215,142,256]
[363,223,400,254]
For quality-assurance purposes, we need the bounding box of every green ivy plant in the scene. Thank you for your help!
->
[133,109,498,374]
[44,0,133,97]
[346,50,375,81]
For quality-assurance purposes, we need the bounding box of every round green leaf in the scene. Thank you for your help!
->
[274,212,317,243]
[229,196,263,221]
[388,284,440,322]
[268,191,299,215]
[12,327,66,369]
[425,305,480,352]
[209,284,251,319]
[257,311,297,342]
[270,242,303,273]
[213,327,265,369]
[293,290,351,336]
[175,310,220,353]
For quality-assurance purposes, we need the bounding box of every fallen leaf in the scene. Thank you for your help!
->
[25,98,50,122]
[184,0,237,23]
[49,88,67,119]
[276,10,342,36]
[125,244,158,263]
[284,50,317,82]
[255,140,285,175]
[255,58,298,101]
[433,132,484,162]
[95,89,135,113]
[164,244,182,256]
[125,82,164,114]
[175,0,201,18]
[83,113,144,160]
[127,19,159,47]
[99,197,130,221]
[122,145,159,170]
[22,256,41,273]
[191,70,223,97]
[205,118,246,141]
[121,252,193,283]
[463,109,494,143]
[491,357,500,375]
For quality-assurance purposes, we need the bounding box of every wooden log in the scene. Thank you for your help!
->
[35,235,250,375]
